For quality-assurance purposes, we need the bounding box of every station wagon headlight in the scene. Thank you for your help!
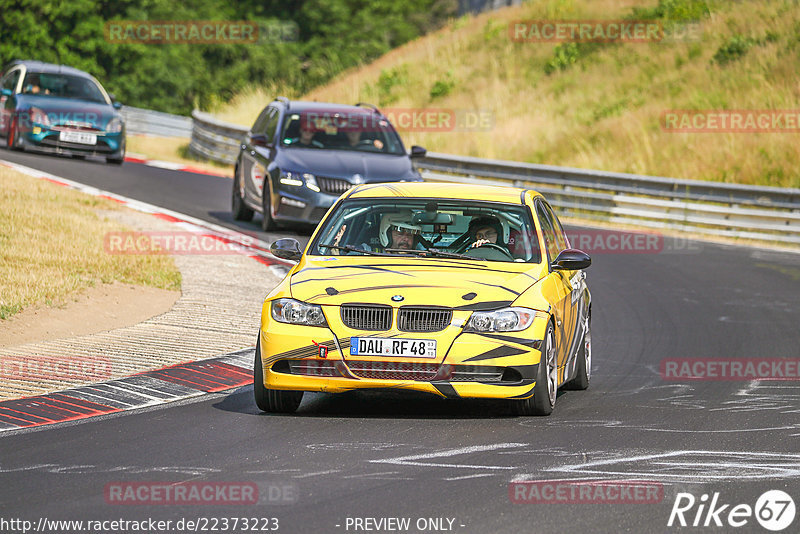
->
[106,117,123,133]
[464,307,535,332]
[271,298,327,326]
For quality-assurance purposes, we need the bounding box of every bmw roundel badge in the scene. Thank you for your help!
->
[391,295,404,302]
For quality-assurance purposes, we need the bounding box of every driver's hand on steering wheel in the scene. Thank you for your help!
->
[469,239,492,249]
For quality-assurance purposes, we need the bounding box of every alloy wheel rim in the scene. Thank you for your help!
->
[584,318,592,380]
[547,329,557,406]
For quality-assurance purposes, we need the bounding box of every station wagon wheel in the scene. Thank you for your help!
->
[565,313,591,390]
[511,321,557,416]
[260,179,277,232]
[254,336,303,413]
[231,166,254,222]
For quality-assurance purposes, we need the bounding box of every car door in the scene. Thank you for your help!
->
[0,67,22,133]
[533,199,575,383]
[240,106,276,206]
[540,200,586,380]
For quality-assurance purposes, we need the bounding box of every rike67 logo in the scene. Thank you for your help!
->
[668,490,796,531]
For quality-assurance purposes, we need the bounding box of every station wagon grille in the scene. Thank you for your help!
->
[398,307,452,332]
[281,360,510,383]
[341,305,392,331]
[317,176,354,196]
[287,360,338,377]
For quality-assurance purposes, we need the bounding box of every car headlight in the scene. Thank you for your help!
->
[271,298,327,326]
[280,171,319,192]
[106,117,123,133]
[30,107,50,126]
[464,307,536,332]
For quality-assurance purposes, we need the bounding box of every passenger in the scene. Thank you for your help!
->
[288,122,323,148]
[379,213,423,251]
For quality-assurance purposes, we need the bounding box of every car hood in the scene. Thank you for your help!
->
[16,95,118,128]
[289,256,544,309]
[277,149,419,182]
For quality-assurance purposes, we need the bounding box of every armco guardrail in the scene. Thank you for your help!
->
[120,106,192,137]
[189,110,247,164]
[188,110,800,245]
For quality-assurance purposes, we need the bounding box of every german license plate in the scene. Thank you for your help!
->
[350,337,436,358]
[59,130,97,145]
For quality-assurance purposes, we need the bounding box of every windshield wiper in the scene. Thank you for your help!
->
[318,244,384,256]
[384,248,483,260]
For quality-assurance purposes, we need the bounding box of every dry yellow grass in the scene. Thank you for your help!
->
[126,134,233,175]
[213,0,800,188]
[0,166,181,320]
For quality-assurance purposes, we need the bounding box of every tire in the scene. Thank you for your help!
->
[6,116,19,151]
[565,313,591,390]
[107,157,124,165]
[260,179,277,232]
[512,321,557,416]
[232,166,254,222]
[254,336,303,413]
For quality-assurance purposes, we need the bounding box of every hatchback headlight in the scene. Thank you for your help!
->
[271,298,327,326]
[30,107,50,126]
[464,307,536,332]
[106,117,123,133]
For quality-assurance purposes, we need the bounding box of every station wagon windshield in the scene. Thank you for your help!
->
[281,111,405,155]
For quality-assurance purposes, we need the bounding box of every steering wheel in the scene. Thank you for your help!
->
[462,242,515,261]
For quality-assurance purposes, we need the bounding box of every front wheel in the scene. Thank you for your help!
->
[6,116,19,150]
[254,336,303,413]
[260,180,277,231]
[511,321,557,416]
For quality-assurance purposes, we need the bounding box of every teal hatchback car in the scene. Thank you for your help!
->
[0,60,125,164]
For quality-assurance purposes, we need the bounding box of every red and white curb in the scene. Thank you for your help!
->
[0,158,292,276]
[0,349,255,433]
[123,152,232,178]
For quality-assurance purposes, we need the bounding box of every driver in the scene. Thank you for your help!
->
[467,215,508,250]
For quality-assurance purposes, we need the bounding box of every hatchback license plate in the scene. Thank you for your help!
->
[59,131,97,145]
[350,337,436,359]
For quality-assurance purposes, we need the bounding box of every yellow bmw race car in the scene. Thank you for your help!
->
[256,182,592,415]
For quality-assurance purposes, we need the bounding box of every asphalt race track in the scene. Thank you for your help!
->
[1,151,799,533]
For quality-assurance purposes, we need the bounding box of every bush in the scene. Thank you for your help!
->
[713,35,755,65]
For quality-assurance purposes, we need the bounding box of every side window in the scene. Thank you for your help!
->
[536,202,560,263]
[541,201,569,251]
[1,69,20,91]
[263,109,279,142]
[251,107,272,134]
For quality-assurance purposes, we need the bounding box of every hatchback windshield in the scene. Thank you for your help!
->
[281,111,405,155]
[312,198,542,263]
[21,72,107,104]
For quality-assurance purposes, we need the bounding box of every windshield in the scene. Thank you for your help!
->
[280,110,405,155]
[311,198,542,263]
[21,72,107,104]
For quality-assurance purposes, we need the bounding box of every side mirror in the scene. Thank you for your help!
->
[250,133,271,148]
[551,248,591,271]
[409,145,426,158]
[1,88,12,97]
[113,101,122,110]
[270,238,302,261]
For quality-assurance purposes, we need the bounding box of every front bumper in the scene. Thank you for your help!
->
[257,307,548,400]
[19,127,124,158]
